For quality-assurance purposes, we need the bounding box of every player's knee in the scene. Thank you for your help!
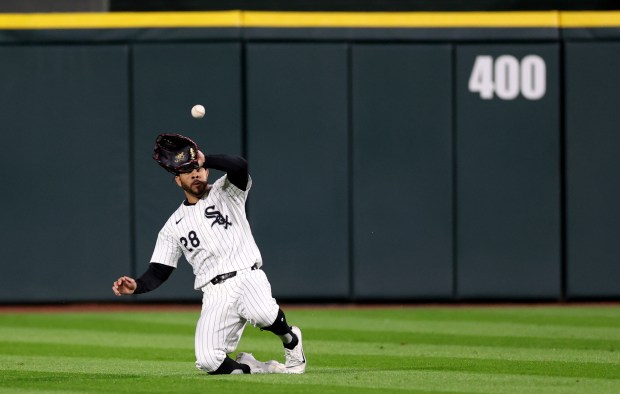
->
[245,301,279,328]
[251,311,278,328]
[240,271,279,327]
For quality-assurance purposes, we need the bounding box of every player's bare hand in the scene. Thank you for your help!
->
[112,276,137,296]
[197,150,205,167]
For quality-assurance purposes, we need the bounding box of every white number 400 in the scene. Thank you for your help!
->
[468,55,546,100]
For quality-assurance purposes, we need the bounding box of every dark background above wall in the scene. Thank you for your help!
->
[0,0,619,13]
[109,0,620,12]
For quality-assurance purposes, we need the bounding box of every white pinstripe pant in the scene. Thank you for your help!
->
[195,268,279,372]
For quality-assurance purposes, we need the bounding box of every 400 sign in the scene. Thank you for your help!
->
[468,55,546,101]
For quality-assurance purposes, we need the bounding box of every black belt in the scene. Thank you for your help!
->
[210,263,259,285]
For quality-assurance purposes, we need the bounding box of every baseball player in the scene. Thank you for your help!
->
[111,134,306,375]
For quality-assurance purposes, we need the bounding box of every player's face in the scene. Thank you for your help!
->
[175,167,209,201]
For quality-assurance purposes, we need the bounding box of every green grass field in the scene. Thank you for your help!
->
[0,305,619,393]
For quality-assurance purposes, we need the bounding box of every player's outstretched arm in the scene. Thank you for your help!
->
[112,276,137,296]
[112,264,175,297]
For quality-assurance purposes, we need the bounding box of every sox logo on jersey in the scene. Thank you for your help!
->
[205,206,232,228]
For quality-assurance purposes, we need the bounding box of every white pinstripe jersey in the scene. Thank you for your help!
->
[150,174,262,289]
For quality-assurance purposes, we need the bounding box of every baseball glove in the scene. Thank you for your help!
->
[153,133,200,174]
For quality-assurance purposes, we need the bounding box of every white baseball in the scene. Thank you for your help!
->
[191,104,205,119]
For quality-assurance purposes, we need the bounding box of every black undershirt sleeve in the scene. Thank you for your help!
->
[202,154,249,191]
[134,263,175,294]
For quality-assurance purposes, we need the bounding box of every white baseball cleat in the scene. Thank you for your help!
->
[235,352,287,374]
[284,326,306,374]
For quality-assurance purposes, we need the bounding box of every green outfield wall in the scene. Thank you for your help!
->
[0,11,618,303]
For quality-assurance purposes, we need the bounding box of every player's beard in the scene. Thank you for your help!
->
[182,179,208,199]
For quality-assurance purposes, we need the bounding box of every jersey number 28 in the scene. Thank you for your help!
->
[180,231,201,251]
